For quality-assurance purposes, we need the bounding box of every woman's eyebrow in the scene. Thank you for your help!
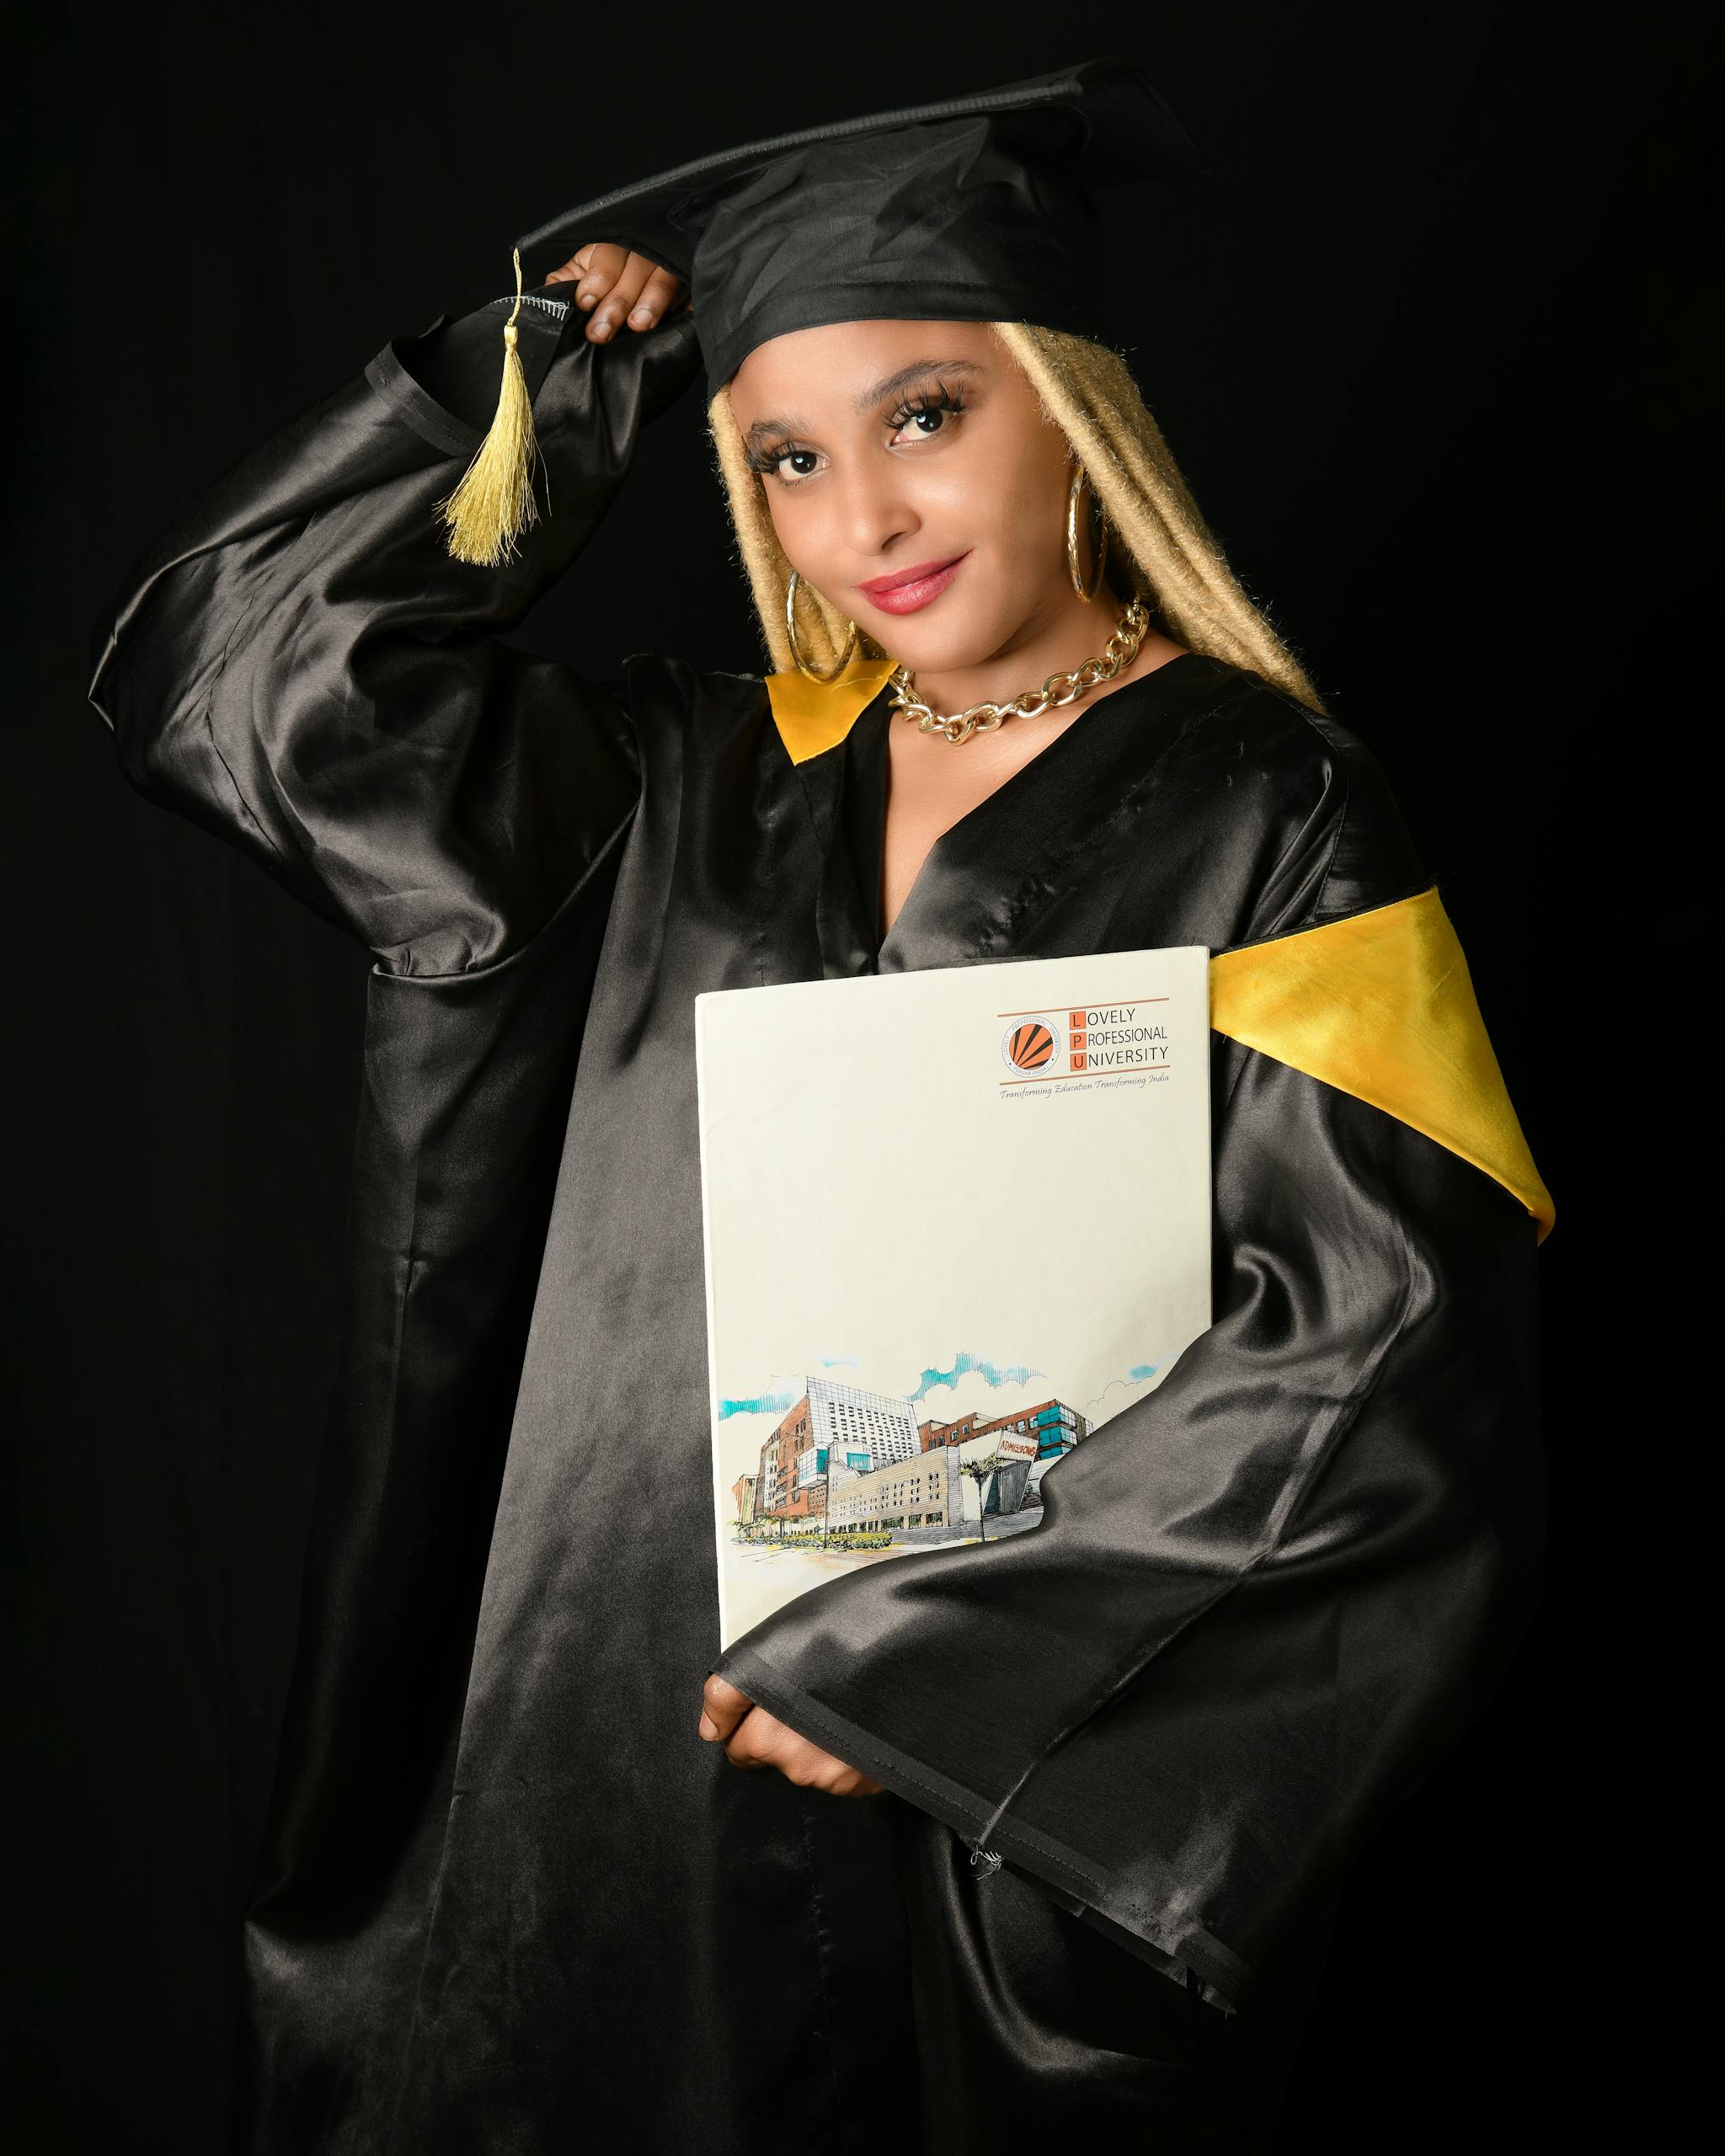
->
[852,357,982,412]
[743,358,985,451]
[743,413,809,453]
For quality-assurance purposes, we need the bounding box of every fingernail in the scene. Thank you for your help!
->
[698,1714,717,1740]
[590,318,613,342]
[629,307,652,326]
[576,289,598,309]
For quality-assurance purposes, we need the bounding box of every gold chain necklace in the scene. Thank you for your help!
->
[887,595,1151,747]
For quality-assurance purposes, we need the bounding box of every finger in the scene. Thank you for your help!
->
[586,252,660,343]
[796,1746,880,1796]
[729,1710,806,1775]
[721,1705,782,1768]
[723,1704,788,1772]
[622,265,684,332]
[722,1720,769,1769]
[544,241,601,291]
[722,1710,881,1796]
[699,1672,754,1742]
[568,241,628,312]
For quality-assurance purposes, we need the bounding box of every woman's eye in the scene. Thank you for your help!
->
[770,447,825,484]
[887,392,965,446]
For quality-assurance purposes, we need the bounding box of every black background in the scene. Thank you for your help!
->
[4,2,1700,2148]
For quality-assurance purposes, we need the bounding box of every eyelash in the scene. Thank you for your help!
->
[746,382,969,484]
[887,383,968,435]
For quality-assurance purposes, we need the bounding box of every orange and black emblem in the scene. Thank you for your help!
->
[1004,1021,1056,1072]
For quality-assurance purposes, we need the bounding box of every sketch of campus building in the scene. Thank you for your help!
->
[734,1373,1092,1548]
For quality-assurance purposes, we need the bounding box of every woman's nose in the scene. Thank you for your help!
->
[836,468,919,559]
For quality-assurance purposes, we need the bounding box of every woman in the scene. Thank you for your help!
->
[88,61,1548,2156]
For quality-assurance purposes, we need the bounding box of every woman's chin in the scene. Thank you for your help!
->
[864,611,1009,677]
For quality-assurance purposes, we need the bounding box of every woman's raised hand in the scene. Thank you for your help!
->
[544,243,688,343]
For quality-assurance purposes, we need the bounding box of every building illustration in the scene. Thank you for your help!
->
[917,1397,1090,1490]
[736,1374,1092,1547]
[825,1447,967,1533]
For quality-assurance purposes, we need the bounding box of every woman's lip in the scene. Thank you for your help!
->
[857,552,969,615]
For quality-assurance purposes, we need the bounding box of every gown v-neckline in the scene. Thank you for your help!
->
[842,649,1214,971]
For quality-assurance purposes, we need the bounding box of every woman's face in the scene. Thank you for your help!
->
[727,318,1084,674]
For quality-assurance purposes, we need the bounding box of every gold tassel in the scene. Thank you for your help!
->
[437,248,542,565]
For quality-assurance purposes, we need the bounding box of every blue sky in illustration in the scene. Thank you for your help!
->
[1085,1363,1160,1416]
[718,1351,1162,1422]
[717,1348,1043,1422]
[717,1380,804,1421]
[905,1349,1049,1402]
[717,1358,857,1419]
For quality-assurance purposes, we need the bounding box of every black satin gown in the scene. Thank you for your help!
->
[86,294,1541,2153]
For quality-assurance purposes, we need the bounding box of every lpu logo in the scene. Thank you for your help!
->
[999,992,1173,1083]
[1001,1017,1060,1075]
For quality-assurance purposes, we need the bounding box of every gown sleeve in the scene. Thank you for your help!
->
[712,725,1544,2017]
[83,295,706,1950]
[88,290,702,973]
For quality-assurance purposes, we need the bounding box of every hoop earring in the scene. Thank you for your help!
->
[785,569,860,684]
[1066,463,1109,600]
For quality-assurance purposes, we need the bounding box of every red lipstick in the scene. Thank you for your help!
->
[856,552,969,616]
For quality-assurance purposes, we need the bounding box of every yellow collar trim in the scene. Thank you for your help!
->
[766,659,899,765]
[1210,886,1553,1240]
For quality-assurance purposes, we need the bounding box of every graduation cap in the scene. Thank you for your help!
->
[441,58,1212,564]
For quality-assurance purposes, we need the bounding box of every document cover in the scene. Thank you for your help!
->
[696,947,1213,1648]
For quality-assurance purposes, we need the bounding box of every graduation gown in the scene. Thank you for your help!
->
[88,293,1549,2153]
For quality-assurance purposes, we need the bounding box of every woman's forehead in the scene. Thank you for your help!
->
[727,319,1001,417]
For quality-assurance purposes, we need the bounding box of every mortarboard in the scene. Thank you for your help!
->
[516,57,1212,399]
[440,58,1211,565]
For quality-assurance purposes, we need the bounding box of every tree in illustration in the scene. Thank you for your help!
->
[962,1452,1011,1544]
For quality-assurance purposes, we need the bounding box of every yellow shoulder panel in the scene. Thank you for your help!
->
[766,658,899,766]
[1210,886,1553,1241]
